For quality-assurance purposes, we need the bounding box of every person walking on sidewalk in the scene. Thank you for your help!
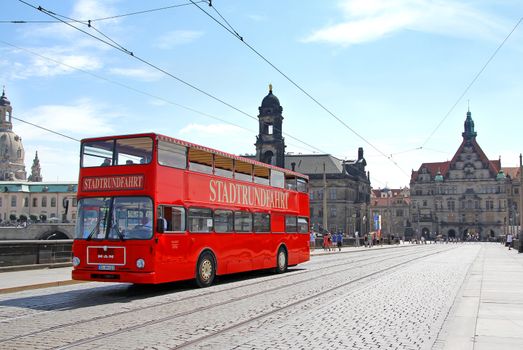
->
[507,233,513,250]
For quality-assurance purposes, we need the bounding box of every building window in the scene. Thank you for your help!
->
[423,200,427,207]
[51,197,56,207]
[24,197,29,207]
[329,207,337,218]
[11,196,16,207]
[447,200,455,211]
[396,209,403,217]
[485,200,494,210]
[41,197,47,207]
[33,198,38,207]
[329,188,337,200]
[0,197,2,207]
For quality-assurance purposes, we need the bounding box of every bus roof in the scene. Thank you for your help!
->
[81,132,309,180]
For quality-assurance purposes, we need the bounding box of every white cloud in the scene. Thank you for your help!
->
[154,30,204,49]
[9,46,102,79]
[303,0,507,46]
[108,67,162,81]
[15,99,117,141]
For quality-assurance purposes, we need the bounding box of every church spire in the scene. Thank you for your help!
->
[28,151,43,182]
[462,109,477,141]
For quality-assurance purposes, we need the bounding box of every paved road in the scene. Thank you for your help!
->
[0,244,494,349]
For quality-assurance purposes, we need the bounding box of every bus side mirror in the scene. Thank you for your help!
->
[156,219,165,233]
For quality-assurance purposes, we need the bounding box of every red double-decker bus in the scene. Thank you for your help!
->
[72,133,310,287]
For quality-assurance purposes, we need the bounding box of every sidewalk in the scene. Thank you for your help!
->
[434,244,523,350]
[0,266,77,294]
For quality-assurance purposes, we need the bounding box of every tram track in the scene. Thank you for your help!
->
[0,245,419,324]
[12,245,456,350]
[0,245,452,349]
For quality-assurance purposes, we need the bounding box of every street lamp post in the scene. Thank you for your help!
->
[519,154,523,253]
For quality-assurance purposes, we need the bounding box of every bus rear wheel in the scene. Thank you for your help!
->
[275,247,287,274]
[196,252,215,288]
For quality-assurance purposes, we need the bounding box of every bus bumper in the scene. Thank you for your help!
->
[72,269,158,284]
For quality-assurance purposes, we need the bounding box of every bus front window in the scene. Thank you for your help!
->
[110,197,153,240]
[75,197,153,240]
[75,197,111,239]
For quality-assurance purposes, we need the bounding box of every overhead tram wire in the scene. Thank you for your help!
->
[17,0,328,156]
[1,1,207,24]
[188,0,410,177]
[0,40,313,154]
[12,115,80,142]
[421,16,523,148]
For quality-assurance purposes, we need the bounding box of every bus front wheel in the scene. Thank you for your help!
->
[275,247,288,274]
[196,252,215,288]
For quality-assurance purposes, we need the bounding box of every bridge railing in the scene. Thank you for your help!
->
[0,240,72,268]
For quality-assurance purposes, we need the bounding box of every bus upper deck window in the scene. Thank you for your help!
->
[285,176,297,191]
[297,178,308,193]
[81,140,114,167]
[115,137,153,166]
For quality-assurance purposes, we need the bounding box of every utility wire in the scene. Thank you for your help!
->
[1,1,207,24]
[0,39,315,154]
[421,16,523,148]
[12,115,80,142]
[188,0,410,177]
[17,0,328,155]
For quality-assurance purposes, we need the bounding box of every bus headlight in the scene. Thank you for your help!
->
[72,256,80,267]
[136,258,145,269]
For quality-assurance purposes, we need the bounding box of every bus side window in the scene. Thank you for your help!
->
[297,178,308,193]
[285,216,298,232]
[158,205,186,232]
[234,160,253,182]
[234,211,252,232]
[253,212,270,233]
[158,140,187,168]
[189,148,213,174]
[214,155,233,178]
[188,207,213,233]
[253,165,269,185]
[285,176,297,191]
[270,170,284,188]
[297,217,309,233]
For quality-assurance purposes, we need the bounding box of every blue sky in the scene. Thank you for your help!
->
[1,0,522,188]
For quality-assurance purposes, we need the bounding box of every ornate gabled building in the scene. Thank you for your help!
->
[254,85,371,235]
[410,110,511,240]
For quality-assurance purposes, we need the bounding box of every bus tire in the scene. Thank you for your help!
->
[275,246,288,274]
[195,251,215,288]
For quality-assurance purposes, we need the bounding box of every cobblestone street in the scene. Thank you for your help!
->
[0,244,507,350]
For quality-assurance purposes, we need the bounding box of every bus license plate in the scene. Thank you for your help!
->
[98,265,115,271]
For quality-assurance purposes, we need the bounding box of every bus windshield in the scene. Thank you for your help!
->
[81,136,153,167]
[75,196,154,240]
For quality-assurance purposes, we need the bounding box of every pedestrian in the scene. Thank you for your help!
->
[323,233,328,251]
[310,231,316,250]
[354,231,360,247]
[507,233,513,250]
[337,232,342,251]
[327,232,332,251]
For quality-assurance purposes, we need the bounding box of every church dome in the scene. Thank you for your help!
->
[261,84,281,108]
[0,131,25,164]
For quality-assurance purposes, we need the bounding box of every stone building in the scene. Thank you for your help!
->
[410,110,513,240]
[370,187,411,240]
[0,87,77,224]
[253,86,371,235]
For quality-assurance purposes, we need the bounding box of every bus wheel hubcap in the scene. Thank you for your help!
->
[278,252,285,269]
[201,260,212,280]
